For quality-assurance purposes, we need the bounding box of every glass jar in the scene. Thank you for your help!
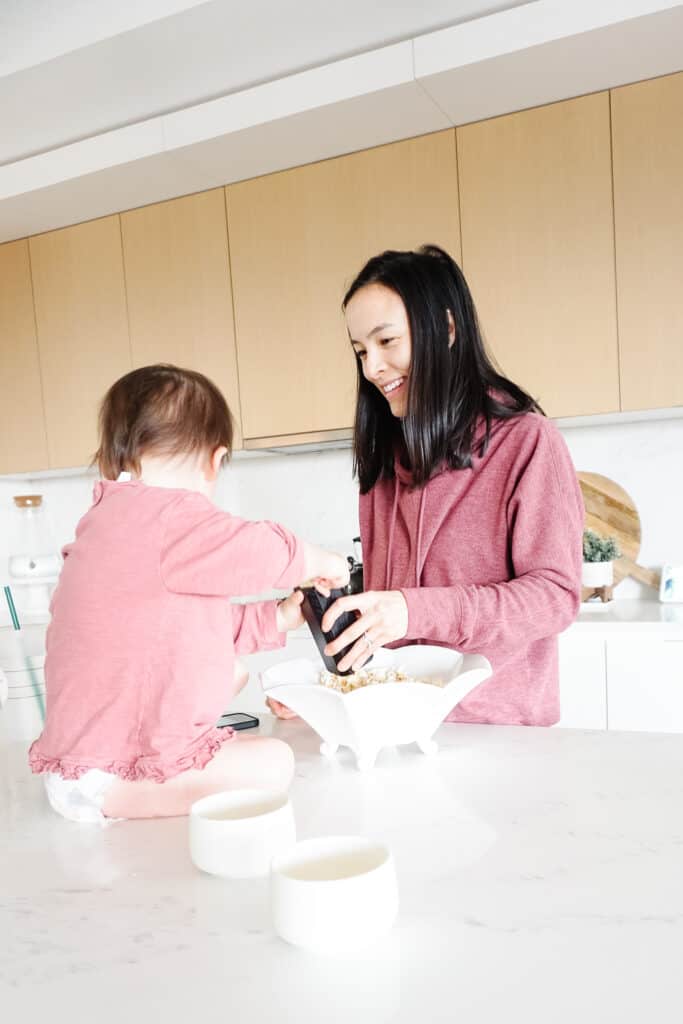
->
[7,495,61,616]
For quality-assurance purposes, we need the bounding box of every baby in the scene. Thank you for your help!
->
[29,364,348,822]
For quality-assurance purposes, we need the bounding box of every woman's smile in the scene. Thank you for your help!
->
[381,376,406,401]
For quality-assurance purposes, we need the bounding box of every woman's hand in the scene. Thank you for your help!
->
[321,590,409,673]
[275,589,304,633]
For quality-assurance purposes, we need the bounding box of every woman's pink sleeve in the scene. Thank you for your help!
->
[401,426,584,650]
[160,492,306,597]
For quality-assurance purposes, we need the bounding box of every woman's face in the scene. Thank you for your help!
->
[345,283,412,418]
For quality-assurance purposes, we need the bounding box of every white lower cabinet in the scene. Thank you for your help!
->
[557,633,607,729]
[606,635,683,732]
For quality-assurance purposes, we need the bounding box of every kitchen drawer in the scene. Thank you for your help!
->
[606,636,683,732]
[557,633,607,729]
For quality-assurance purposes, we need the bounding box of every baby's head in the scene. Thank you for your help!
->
[95,364,234,492]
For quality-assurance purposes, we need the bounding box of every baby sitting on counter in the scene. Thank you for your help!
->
[29,363,348,823]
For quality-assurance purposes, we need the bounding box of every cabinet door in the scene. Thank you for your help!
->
[606,636,683,732]
[0,240,49,473]
[121,190,243,448]
[557,633,607,729]
[226,130,460,442]
[29,216,131,470]
[457,93,619,418]
[611,71,683,411]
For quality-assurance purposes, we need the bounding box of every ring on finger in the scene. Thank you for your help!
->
[361,631,372,652]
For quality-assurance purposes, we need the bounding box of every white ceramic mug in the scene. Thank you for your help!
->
[270,835,399,954]
[189,788,295,879]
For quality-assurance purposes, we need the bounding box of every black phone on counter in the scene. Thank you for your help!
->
[216,712,260,730]
[300,586,370,677]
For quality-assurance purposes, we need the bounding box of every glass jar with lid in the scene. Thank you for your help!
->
[7,495,61,615]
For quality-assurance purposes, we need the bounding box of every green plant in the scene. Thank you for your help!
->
[582,529,621,563]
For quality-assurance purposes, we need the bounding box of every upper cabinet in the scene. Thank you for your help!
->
[226,131,460,442]
[611,71,683,412]
[2,73,681,480]
[120,189,243,448]
[0,240,48,474]
[457,93,620,418]
[29,216,131,469]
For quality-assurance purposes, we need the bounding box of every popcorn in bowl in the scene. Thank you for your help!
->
[318,666,447,693]
[261,645,492,771]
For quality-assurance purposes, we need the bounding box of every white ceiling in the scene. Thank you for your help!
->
[1,1,681,243]
[0,0,532,165]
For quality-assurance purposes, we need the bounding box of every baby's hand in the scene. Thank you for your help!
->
[275,589,304,633]
[301,545,350,592]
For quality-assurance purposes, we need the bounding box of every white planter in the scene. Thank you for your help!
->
[582,560,614,588]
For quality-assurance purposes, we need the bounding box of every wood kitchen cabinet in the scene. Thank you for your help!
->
[120,189,243,448]
[611,71,683,412]
[226,130,460,443]
[0,239,49,474]
[457,93,620,418]
[29,216,131,469]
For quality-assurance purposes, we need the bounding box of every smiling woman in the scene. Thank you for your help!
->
[314,244,584,727]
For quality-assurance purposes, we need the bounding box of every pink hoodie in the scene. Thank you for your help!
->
[360,413,583,725]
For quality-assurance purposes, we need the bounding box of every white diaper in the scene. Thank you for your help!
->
[44,769,121,824]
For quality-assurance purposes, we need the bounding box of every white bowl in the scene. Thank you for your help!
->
[189,789,296,879]
[271,836,398,954]
[261,644,492,770]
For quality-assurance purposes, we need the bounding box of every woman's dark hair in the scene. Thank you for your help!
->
[94,364,234,479]
[343,245,542,493]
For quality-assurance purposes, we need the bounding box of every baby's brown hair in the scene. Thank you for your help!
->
[94,364,234,480]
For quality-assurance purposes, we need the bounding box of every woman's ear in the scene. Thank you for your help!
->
[447,309,456,348]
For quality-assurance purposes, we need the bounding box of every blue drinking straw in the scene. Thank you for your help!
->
[3,585,45,722]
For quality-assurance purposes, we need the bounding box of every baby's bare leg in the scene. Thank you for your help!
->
[234,657,249,694]
[101,736,295,819]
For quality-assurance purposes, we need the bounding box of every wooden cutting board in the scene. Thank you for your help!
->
[578,472,660,588]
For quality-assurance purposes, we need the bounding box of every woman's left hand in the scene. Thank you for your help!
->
[321,590,409,673]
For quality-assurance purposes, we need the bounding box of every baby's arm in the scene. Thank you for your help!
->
[161,494,348,597]
[232,601,284,655]
[231,546,349,659]
[231,589,307,656]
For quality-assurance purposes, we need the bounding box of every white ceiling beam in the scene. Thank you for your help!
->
[1,1,681,243]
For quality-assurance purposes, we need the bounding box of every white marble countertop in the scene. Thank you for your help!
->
[570,597,683,632]
[2,719,683,1023]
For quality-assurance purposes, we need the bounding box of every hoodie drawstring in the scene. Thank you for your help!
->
[415,487,427,588]
[385,476,400,591]
[385,475,428,590]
